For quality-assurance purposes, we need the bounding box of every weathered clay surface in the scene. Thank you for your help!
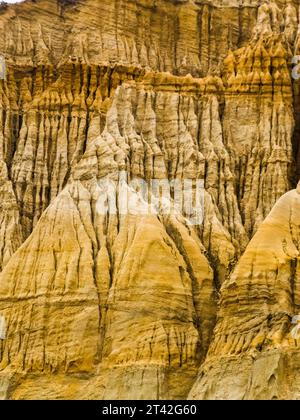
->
[189,185,300,400]
[0,0,299,400]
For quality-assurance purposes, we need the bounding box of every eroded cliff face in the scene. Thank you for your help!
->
[0,0,299,400]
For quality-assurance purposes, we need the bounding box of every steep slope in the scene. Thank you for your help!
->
[0,0,259,75]
[0,96,217,399]
[0,0,299,400]
[190,184,300,400]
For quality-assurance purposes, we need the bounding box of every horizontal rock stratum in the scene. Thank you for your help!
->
[0,0,300,400]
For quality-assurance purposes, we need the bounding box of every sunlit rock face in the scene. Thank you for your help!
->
[0,0,299,400]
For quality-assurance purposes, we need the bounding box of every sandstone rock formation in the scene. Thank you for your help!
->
[0,0,299,400]
[189,184,300,400]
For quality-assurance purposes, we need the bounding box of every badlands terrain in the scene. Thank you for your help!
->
[0,0,300,400]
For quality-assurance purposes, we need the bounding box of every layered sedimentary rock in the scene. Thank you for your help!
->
[189,184,300,400]
[0,0,260,75]
[0,76,217,398]
[0,0,300,400]
[222,36,294,235]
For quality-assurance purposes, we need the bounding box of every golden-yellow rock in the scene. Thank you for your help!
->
[190,185,300,400]
[0,0,299,400]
